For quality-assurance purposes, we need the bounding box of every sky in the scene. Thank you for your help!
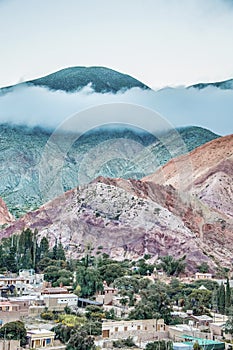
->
[0,0,233,135]
[0,0,233,89]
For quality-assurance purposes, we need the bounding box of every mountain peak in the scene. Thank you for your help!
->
[190,78,233,90]
[6,66,150,93]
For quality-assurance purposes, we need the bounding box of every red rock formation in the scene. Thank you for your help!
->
[0,197,14,225]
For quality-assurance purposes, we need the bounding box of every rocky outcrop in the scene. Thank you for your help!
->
[143,134,233,218]
[0,134,232,274]
[0,197,14,225]
[0,177,232,273]
[0,124,218,217]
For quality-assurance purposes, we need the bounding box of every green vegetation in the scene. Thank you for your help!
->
[157,255,186,276]
[145,340,173,350]
[112,337,136,348]
[0,321,27,346]
[54,323,96,350]
[224,308,233,336]
[0,228,66,275]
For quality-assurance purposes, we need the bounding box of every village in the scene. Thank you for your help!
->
[0,266,232,350]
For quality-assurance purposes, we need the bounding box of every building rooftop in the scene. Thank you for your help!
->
[182,335,224,345]
[42,287,69,294]
[27,329,55,335]
[43,293,77,298]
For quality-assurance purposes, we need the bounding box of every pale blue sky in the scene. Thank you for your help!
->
[0,0,233,89]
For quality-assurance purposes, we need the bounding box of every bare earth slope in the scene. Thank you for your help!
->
[0,198,14,225]
[0,135,232,274]
[143,134,233,218]
[0,176,232,273]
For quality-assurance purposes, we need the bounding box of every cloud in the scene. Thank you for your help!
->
[0,84,233,135]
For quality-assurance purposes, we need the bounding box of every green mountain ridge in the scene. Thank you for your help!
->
[0,123,219,218]
[0,66,150,94]
[190,78,233,90]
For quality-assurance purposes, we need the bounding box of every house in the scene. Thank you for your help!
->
[168,324,212,341]
[0,299,29,325]
[195,273,212,280]
[190,314,213,328]
[43,293,78,311]
[0,340,20,350]
[0,274,34,296]
[27,329,55,348]
[41,287,69,295]
[102,318,166,341]
[0,301,19,312]
[19,269,44,285]
[96,281,117,305]
[180,335,225,350]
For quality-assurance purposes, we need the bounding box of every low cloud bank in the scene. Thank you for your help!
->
[0,84,232,135]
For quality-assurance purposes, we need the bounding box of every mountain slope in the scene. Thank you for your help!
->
[0,124,219,217]
[0,66,150,94]
[143,134,233,218]
[0,180,217,272]
[0,197,14,226]
[1,175,233,273]
[190,78,233,90]
[1,135,232,272]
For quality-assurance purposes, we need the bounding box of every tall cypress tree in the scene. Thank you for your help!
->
[6,246,18,273]
[57,242,66,261]
[52,240,58,260]
[218,282,226,314]
[40,237,50,258]
[225,278,231,315]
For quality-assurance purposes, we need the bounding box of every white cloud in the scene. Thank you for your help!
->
[0,84,233,135]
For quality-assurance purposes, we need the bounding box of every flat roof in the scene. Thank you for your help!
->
[78,297,102,305]
[182,335,224,345]
[43,294,77,298]
[27,329,55,335]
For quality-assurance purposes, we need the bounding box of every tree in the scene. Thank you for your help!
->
[129,282,171,323]
[52,240,58,260]
[40,237,50,258]
[75,266,103,297]
[146,340,173,350]
[43,266,72,286]
[98,263,126,285]
[225,278,231,314]
[218,282,225,314]
[188,289,212,310]
[0,245,7,271]
[6,246,17,273]
[0,321,27,346]
[159,255,186,276]
[224,307,233,336]
[193,341,202,350]
[136,259,154,276]
[197,262,209,273]
[57,241,66,261]
[67,329,96,350]
[113,338,136,348]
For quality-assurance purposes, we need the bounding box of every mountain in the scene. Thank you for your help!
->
[0,178,218,273]
[1,134,232,273]
[0,124,218,217]
[143,134,233,218]
[0,197,14,226]
[0,66,150,94]
[1,173,232,274]
[190,78,233,90]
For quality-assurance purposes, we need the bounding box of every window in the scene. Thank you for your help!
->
[124,326,127,331]
[115,327,118,332]
[137,325,140,330]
